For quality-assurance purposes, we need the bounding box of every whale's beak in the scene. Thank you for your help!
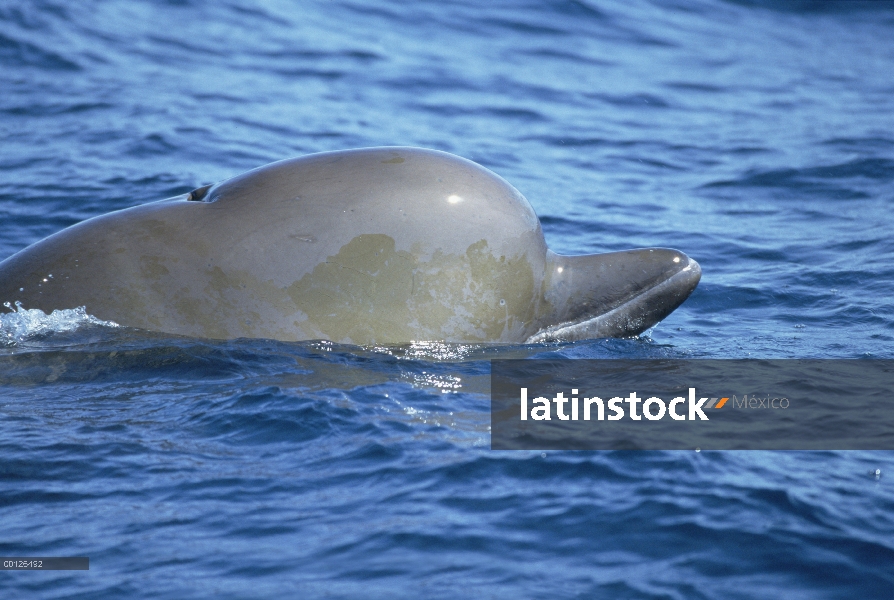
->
[528,248,701,342]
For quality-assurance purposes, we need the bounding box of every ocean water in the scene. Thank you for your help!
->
[2,0,894,597]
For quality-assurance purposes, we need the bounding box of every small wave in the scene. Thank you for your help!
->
[0,301,119,346]
[0,31,81,71]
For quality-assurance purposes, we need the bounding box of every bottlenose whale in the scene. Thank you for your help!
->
[0,147,700,344]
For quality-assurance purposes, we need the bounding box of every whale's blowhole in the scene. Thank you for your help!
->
[186,184,214,202]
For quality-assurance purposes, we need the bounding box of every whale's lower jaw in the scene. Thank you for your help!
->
[525,258,701,343]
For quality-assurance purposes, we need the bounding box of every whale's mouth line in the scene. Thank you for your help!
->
[526,258,701,344]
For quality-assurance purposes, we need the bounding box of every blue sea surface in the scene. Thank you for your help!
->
[2,0,894,597]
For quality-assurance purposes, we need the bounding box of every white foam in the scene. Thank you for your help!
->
[1,301,120,346]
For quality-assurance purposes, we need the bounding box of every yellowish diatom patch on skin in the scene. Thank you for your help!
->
[287,234,538,344]
[180,266,289,339]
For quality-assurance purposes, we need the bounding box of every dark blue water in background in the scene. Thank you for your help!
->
[2,0,894,597]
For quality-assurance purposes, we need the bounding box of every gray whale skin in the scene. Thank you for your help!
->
[0,147,700,345]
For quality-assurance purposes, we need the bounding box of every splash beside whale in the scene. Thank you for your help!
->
[0,147,700,344]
